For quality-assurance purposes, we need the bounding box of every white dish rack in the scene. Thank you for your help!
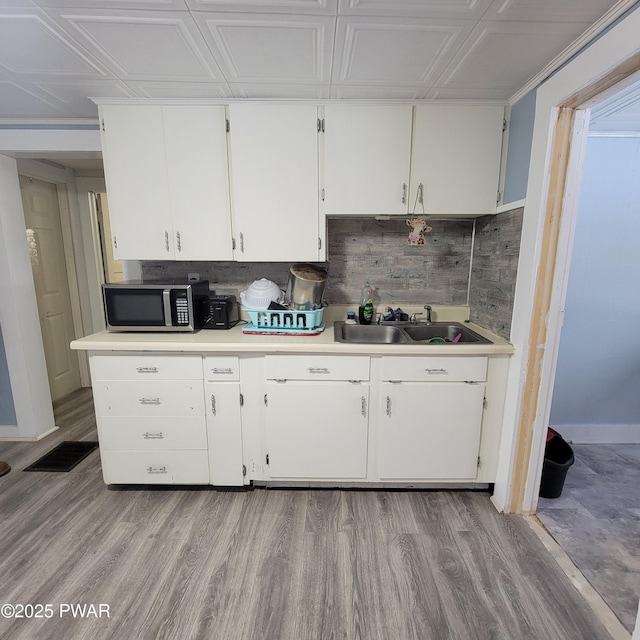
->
[243,307,324,333]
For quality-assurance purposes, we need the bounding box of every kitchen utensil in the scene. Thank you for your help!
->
[452,332,462,343]
[286,263,328,310]
[240,278,282,309]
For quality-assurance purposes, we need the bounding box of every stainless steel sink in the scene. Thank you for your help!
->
[333,323,409,344]
[333,321,491,345]
[403,323,491,344]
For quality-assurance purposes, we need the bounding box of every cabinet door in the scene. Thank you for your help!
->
[228,104,321,262]
[323,105,412,215]
[265,382,369,479]
[100,105,174,260]
[163,106,233,260]
[380,382,484,480]
[410,105,504,216]
[205,382,244,486]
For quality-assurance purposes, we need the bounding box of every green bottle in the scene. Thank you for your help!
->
[358,282,375,325]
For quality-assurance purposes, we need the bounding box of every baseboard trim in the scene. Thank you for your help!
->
[0,425,59,442]
[551,424,640,444]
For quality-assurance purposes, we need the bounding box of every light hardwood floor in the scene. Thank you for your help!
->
[0,390,616,640]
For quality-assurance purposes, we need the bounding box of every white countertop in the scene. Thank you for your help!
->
[71,319,514,356]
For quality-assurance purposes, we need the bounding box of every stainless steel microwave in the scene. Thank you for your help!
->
[102,280,210,332]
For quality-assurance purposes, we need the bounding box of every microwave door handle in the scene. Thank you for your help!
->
[162,290,173,327]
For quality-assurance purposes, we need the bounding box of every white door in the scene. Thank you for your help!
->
[380,382,485,480]
[100,105,174,260]
[20,175,81,402]
[228,103,321,261]
[410,105,504,216]
[323,105,412,215]
[163,105,233,261]
[265,382,369,479]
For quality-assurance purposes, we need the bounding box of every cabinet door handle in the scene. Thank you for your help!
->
[143,432,164,439]
[146,466,167,475]
[165,231,170,252]
[402,183,407,205]
[361,396,367,418]
[210,394,216,416]
[418,182,424,206]
[308,367,329,374]
[176,231,181,253]
[136,366,158,374]
[386,395,392,417]
[239,232,245,253]
[139,397,161,405]
[425,368,448,375]
[210,367,234,375]
[113,236,117,249]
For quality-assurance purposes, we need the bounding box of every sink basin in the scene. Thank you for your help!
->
[403,323,491,344]
[334,323,409,344]
[333,321,491,345]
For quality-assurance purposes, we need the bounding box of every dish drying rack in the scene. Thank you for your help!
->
[242,307,324,335]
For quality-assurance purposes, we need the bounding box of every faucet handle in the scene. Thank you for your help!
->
[423,304,433,323]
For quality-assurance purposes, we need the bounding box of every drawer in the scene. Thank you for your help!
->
[93,380,205,416]
[265,355,370,381]
[97,416,207,451]
[203,356,239,381]
[100,450,210,485]
[90,353,203,381]
[381,356,487,382]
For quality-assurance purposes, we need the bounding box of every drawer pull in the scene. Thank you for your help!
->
[424,368,448,375]
[386,395,392,417]
[143,432,164,439]
[136,367,158,374]
[139,397,161,405]
[147,465,167,475]
[210,394,216,416]
[361,396,367,418]
[210,367,234,375]
[308,367,330,374]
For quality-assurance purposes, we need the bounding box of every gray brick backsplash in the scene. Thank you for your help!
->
[469,207,524,339]
[142,212,521,338]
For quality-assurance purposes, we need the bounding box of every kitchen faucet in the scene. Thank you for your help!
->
[423,304,433,324]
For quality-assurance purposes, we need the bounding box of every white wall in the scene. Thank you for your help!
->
[549,135,640,443]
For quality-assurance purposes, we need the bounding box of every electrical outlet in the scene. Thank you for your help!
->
[187,273,200,281]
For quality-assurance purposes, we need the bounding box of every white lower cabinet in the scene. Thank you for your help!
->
[379,356,487,481]
[90,353,210,485]
[204,356,244,486]
[264,355,370,479]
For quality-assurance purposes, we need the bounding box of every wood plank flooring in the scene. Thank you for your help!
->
[538,443,640,632]
[0,390,616,640]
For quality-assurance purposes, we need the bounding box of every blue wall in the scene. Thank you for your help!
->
[503,90,537,204]
[550,136,640,428]
[0,325,17,425]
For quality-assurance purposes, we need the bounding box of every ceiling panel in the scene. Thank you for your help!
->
[36,0,187,9]
[36,79,133,116]
[333,17,473,86]
[45,9,224,80]
[186,0,337,14]
[337,0,492,18]
[0,12,105,75]
[437,20,592,93]
[484,0,619,23]
[134,80,230,98]
[0,80,76,117]
[195,13,334,83]
[229,82,328,98]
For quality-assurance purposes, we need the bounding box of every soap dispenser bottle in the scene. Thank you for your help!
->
[359,282,375,325]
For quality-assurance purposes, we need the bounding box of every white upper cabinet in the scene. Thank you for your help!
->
[228,103,323,262]
[410,105,504,216]
[100,104,233,261]
[322,105,413,216]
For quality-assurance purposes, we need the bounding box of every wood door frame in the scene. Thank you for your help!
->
[500,38,640,513]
